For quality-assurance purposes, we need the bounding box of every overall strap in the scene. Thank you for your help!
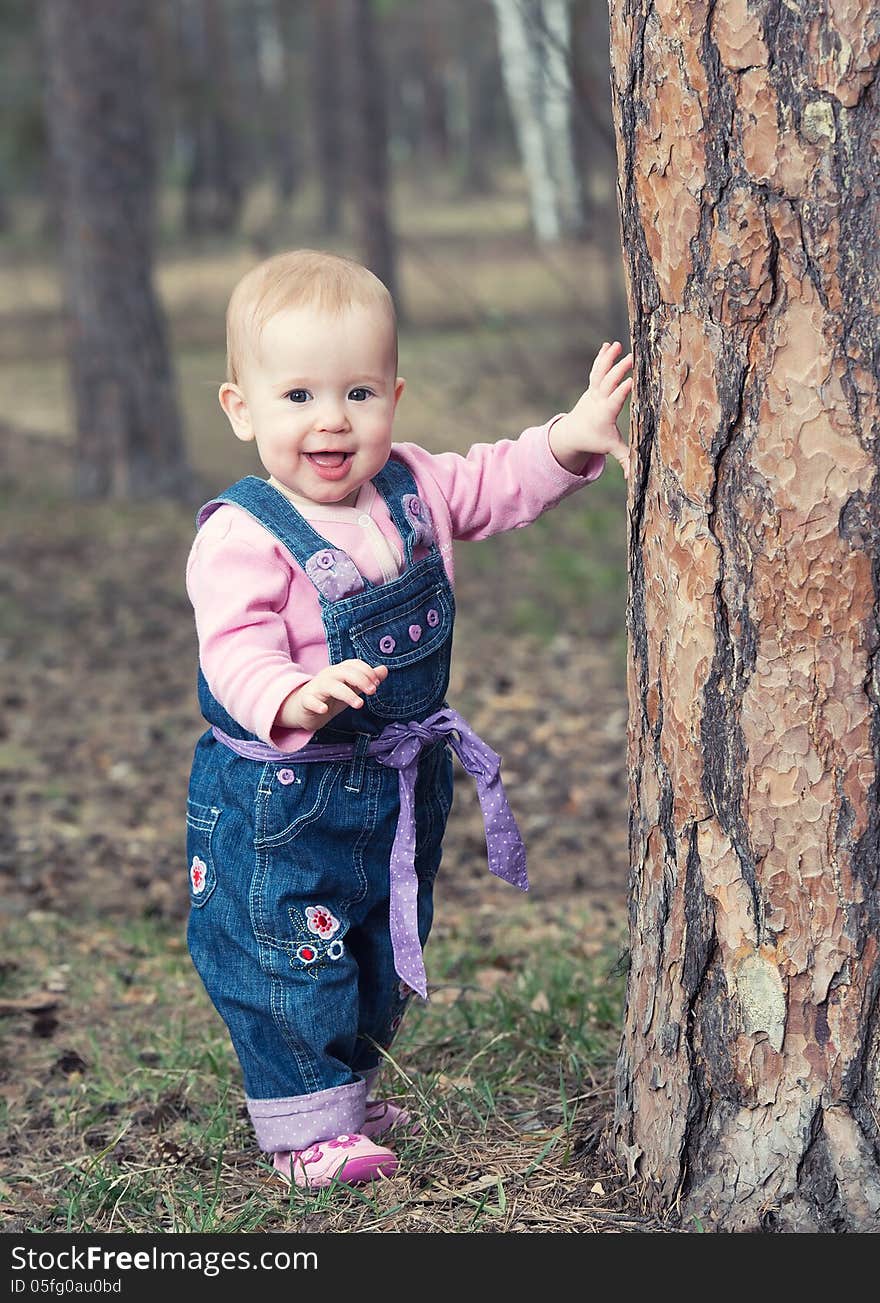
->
[196,476,363,586]
[372,457,432,568]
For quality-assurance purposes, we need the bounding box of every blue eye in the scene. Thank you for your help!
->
[349,388,372,402]
[286,389,310,403]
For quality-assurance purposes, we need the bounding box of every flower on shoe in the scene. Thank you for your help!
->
[305,905,340,938]
[325,1134,360,1149]
[298,1145,324,1164]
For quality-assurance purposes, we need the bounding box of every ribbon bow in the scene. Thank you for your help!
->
[371,707,528,999]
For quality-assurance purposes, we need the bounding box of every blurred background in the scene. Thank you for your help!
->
[1,0,628,491]
[0,0,633,1230]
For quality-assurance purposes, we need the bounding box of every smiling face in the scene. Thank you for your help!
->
[219,302,404,508]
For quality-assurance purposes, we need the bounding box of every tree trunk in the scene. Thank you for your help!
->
[311,0,345,235]
[266,0,300,204]
[179,0,244,236]
[420,9,450,164]
[491,0,585,242]
[344,0,401,313]
[609,0,880,1231]
[40,0,190,500]
[461,30,494,193]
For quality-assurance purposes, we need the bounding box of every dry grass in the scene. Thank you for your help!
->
[0,905,676,1234]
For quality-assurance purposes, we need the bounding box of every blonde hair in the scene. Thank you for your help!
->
[225,248,397,384]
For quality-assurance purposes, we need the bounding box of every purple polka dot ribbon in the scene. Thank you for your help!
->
[211,707,528,1000]
[370,707,528,999]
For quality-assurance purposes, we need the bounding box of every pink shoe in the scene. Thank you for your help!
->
[273,1133,398,1189]
[360,1098,422,1140]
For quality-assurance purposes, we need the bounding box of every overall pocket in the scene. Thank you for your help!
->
[253,760,345,849]
[185,799,220,907]
[349,585,453,720]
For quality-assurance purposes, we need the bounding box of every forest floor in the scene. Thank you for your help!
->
[0,179,683,1234]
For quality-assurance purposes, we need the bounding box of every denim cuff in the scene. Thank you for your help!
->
[247,1077,367,1152]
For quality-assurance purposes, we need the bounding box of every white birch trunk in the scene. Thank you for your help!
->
[540,0,584,235]
[491,0,584,242]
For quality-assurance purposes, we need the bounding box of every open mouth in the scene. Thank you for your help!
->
[305,451,354,479]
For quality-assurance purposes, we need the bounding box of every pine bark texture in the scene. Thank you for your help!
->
[41,0,189,499]
[609,0,880,1231]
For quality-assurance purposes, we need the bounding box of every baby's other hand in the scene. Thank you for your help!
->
[279,661,389,728]
[550,341,633,480]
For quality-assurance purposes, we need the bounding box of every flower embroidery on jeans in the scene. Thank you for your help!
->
[288,905,348,977]
[190,856,207,894]
[306,905,340,938]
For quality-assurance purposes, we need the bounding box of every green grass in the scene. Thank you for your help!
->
[0,905,627,1233]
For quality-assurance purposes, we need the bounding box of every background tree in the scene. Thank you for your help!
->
[40,0,189,499]
[262,0,300,205]
[310,0,345,236]
[609,0,880,1231]
[177,0,245,236]
[344,0,401,311]
[491,0,584,241]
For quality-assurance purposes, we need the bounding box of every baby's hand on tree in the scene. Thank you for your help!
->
[278,660,389,729]
[550,341,634,480]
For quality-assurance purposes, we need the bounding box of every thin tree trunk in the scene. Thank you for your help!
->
[420,10,450,163]
[179,0,244,236]
[461,35,492,193]
[312,0,344,235]
[345,0,400,312]
[609,0,880,1231]
[266,0,299,203]
[41,0,189,500]
[491,0,584,242]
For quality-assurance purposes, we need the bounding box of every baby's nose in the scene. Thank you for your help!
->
[314,402,349,431]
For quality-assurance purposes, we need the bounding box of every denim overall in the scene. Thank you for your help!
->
[185,461,462,1151]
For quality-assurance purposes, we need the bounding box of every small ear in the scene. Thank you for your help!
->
[393,376,406,409]
[218,382,254,443]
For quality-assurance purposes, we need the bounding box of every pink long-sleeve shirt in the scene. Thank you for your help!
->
[187,419,605,752]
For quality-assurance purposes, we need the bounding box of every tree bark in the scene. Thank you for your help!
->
[344,0,401,313]
[609,0,880,1231]
[40,0,190,499]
